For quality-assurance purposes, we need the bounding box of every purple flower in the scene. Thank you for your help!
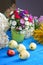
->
[34,16,38,23]
[34,16,38,19]
[29,15,33,19]
[24,10,29,14]
[38,16,43,23]
[20,19,25,25]
[21,25,25,29]
[19,11,25,18]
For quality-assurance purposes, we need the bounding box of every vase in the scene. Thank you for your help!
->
[11,29,25,43]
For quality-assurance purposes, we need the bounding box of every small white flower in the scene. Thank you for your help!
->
[25,27,28,30]
[20,30,26,34]
[33,20,34,24]
[11,15,15,19]
[30,27,34,32]
[24,14,29,17]
[24,29,31,38]
[29,22,33,26]
[19,26,22,31]
[24,17,28,21]
[10,11,13,15]
[18,8,24,11]
[25,21,30,26]
[11,26,15,29]
[25,25,29,30]
[12,21,17,26]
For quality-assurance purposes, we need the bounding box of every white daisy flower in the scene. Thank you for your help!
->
[11,21,17,26]
[24,17,28,21]
[29,22,33,26]
[20,30,26,34]
[30,27,34,32]
[25,30,31,38]
[25,21,30,26]
[18,8,24,11]
[19,26,22,31]
[25,25,30,30]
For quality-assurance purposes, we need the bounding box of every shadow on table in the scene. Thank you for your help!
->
[13,58,27,63]
[0,51,19,58]
[0,55,10,58]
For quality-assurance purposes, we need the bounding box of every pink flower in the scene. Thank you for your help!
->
[28,15,33,22]
[20,19,25,25]
[38,16,43,23]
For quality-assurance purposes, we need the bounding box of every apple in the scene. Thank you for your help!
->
[19,50,30,59]
[8,40,18,49]
[7,49,15,56]
[29,42,37,50]
[17,44,26,52]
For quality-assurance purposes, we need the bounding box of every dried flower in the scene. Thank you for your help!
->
[0,13,9,32]
[0,31,9,49]
[33,24,43,44]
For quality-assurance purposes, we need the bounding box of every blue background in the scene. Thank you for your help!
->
[0,30,43,65]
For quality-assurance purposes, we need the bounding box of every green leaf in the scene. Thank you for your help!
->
[34,21,40,30]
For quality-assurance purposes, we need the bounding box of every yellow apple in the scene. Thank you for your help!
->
[17,44,26,52]
[19,50,30,59]
[29,42,37,50]
[8,40,18,49]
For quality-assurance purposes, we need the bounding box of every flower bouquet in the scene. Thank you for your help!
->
[0,13,9,49]
[9,8,34,42]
